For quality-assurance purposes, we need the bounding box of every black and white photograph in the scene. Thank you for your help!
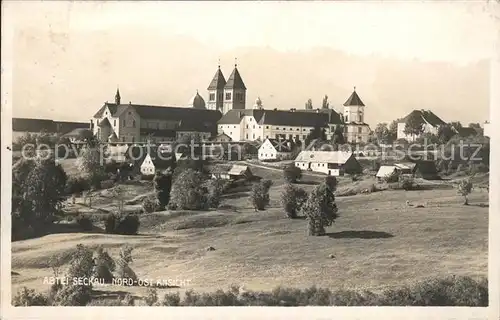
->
[1,1,499,319]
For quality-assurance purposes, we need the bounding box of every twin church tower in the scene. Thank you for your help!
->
[206,63,247,114]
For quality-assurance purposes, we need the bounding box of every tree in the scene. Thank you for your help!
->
[404,113,425,141]
[388,120,399,143]
[437,124,455,144]
[468,123,481,129]
[206,178,227,209]
[153,171,172,210]
[331,126,345,146]
[374,123,390,144]
[283,164,302,183]
[21,156,67,231]
[305,126,327,147]
[321,95,329,109]
[457,178,473,205]
[305,98,313,110]
[169,169,208,210]
[450,121,463,131]
[250,179,272,211]
[280,184,308,219]
[301,182,338,236]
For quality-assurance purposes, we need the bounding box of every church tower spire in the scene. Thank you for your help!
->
[207,61,226,112]
[115,87,121,105]
[223,59,246,113]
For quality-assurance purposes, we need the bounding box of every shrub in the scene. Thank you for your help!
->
[75,214,93,231]
[206,178,226,209]
[161,292,181,306]
[153,171,172,209]
[457,178,473,205]
[250,180,271,211]
[280,183,308,219]
[116,246,138,282]
[103,213,116,233]
[324,176,338,191]
[169,169,208,210]
[399,175,416,191]
[12,287,50,306]
[301,183,338,236]
[144,288,159,306]
[283,165,302,183]
[65,176,90,195]
[93,246,116,283]
[142,195,159,213]
[115,214,140,235]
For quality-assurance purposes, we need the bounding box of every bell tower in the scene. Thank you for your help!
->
[207,62,226,112]
[223,59,247,114]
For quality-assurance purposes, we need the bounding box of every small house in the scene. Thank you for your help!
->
[394,162,417,175]
[211,164,253,180]
[294,151,362,176]
[376,165,398,181]
[140,151,175,176]
[258,138,293,161]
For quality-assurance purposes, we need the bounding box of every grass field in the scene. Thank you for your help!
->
[11,171,488,300]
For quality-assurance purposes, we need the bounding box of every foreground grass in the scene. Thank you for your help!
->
[12,185,488,297]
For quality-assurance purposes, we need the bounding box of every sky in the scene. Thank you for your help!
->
[3,1,499,127]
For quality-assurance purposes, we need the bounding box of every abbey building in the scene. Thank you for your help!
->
[90,63,371,144]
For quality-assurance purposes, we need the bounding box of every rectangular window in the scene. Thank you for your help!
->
[266,126,269,129]
[209,93,215,101]
[358,127,362,133]
[114,119,116,126]
[253,133,255,139]
[253,125,255,129]
[246,125,249,129]
[246,134,248,139]
[297,128,300,131]
[132,120,136,128]
[123,119,126,127]
[225,92,232,100]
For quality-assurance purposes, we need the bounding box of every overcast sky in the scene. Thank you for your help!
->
[4,1,499,126]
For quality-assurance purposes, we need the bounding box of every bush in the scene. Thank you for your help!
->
[144,288,159,306]
[153,171,172,209]
[65,176,90,195]
[280,184,308,219]
[93,246,116,283]
[324,176,337,191]
[301,183,338,236]
[206,178,228,209]
[141,174,155,181]
[12,287,50,306]
[115,214,140,235]
[75,214,93,231]
[399,175,417,191]
[148,276,488,306]
[283,165,302,183]
[103,213,116,233]
[169,169,208,210]
[161,292,181,306]
[250,180,272,211]
[142,195,159,213]
[457,178,473,205]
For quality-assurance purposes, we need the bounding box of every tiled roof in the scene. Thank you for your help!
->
[294,151,353,164]
[207,67,226,90]
[217,108,342,126]
[376,165,397,178]
[224,66,246,90]
[13,118,88,134]
[343,89,365,107]
[399,110,446,127]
